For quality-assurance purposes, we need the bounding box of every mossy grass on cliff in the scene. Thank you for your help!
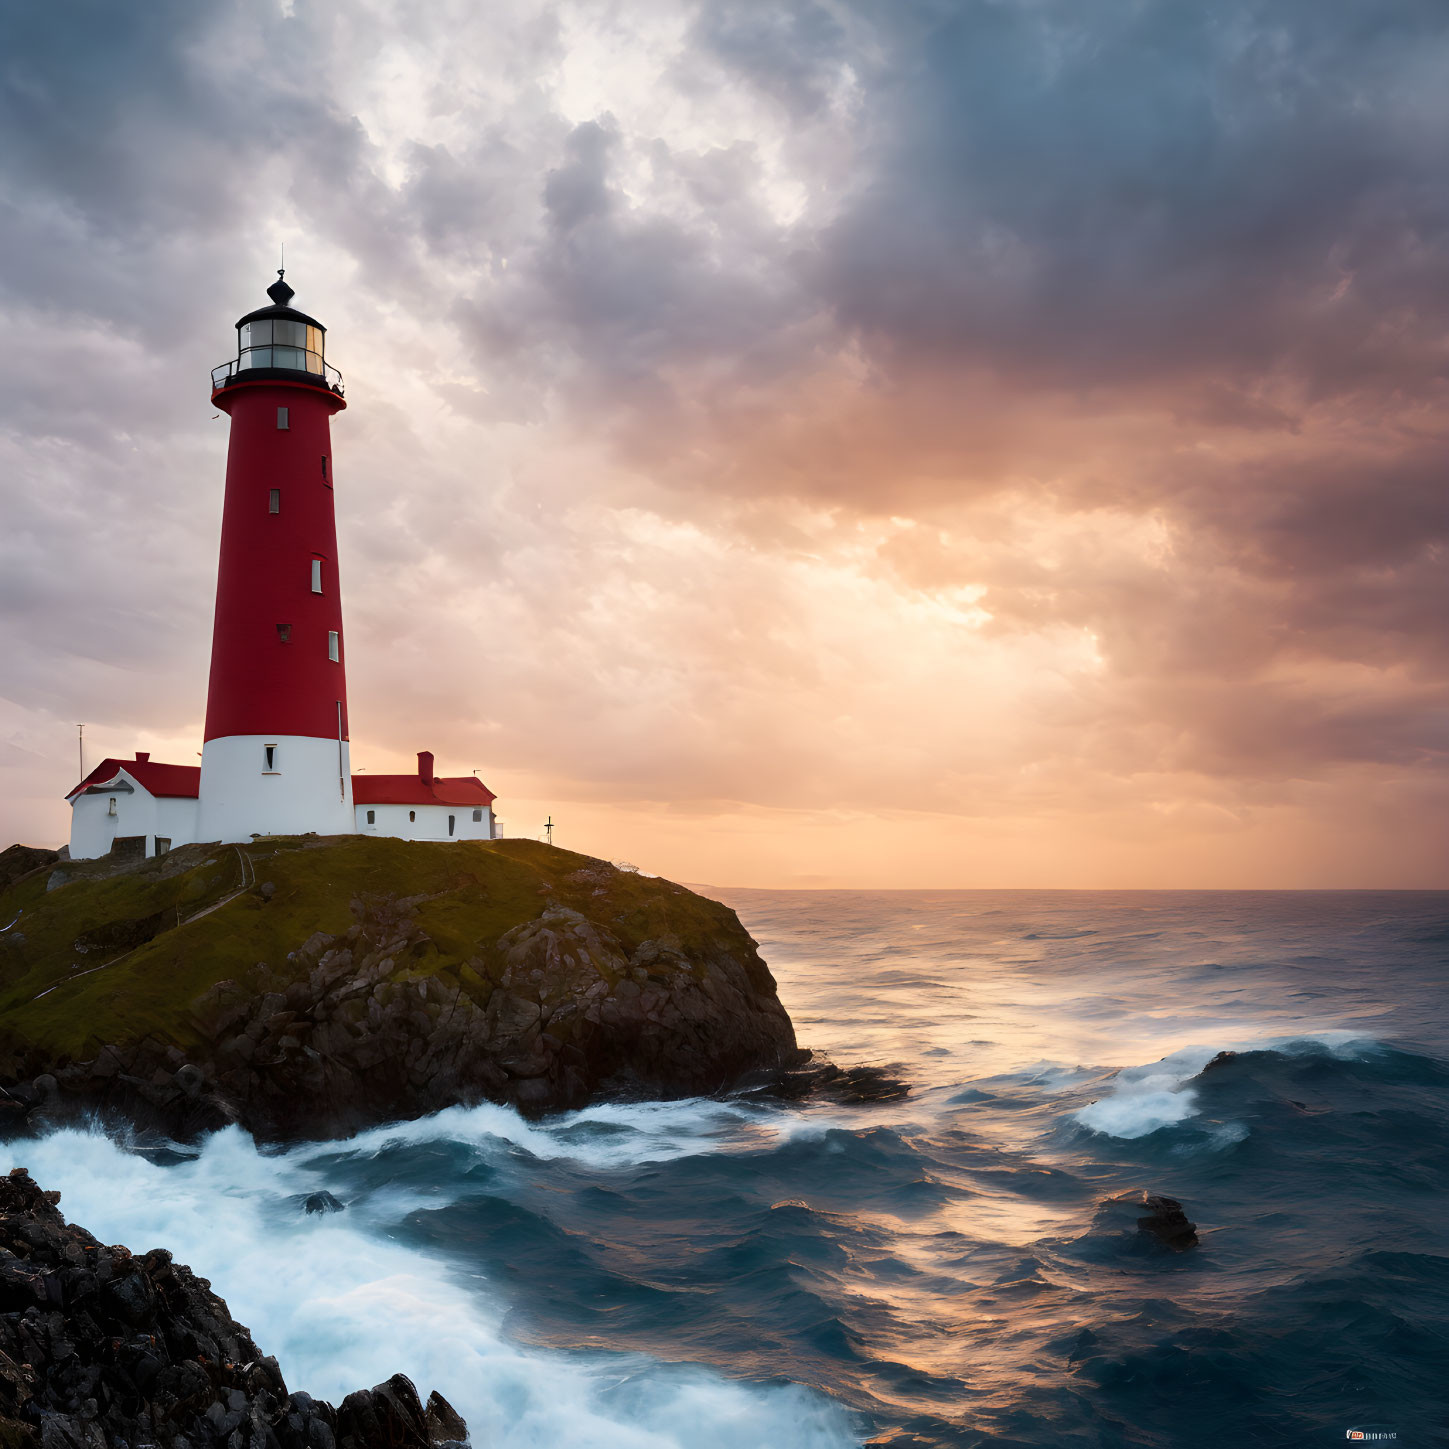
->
[0,835,745,1065]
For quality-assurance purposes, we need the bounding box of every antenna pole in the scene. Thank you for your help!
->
[76,723,84,782]
[544,815,554,846]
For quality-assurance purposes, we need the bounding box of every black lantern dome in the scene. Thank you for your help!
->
[211,272,344,396]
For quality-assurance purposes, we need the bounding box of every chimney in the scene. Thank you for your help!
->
[417,751,434,785]
[135,751,151,763]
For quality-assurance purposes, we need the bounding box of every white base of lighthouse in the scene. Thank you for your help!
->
[196,734,355,843]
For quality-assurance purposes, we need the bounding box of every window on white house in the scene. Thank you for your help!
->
[408,810,416,823]
[311,559,323,593]
[264,744,277,772]
[472,808,482,822]
[107,797,117,817]
[269,489,280,514]
[448,814,456,836]
[366,809,375,824]
[328,630,339,662]
[156,837,171,854]
[277,407,289,429]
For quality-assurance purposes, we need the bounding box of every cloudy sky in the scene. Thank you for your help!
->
[2,0,1446,886]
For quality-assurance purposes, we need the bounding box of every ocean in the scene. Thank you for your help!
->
[10,889,1449,1447]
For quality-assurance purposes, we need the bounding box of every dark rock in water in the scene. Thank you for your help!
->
[1199,1050,1239,1073]
[304,1190,345,1215]
[826,1063,911,1104]
[0,837,799,1143]
[426,1388,469,1444]
[1131,1191,1199,1251]
[1066,1189,1201,1262]
[738,1052,912,1106]
[0,1167,463,1449]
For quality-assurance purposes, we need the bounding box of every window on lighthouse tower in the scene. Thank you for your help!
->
[328,630,340,662]
[311,558,323,593]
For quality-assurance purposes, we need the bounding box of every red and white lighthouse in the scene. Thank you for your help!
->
[62,273,499,858]
[196,273,355,841]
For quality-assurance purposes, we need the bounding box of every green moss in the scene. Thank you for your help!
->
[0,836,746,1064]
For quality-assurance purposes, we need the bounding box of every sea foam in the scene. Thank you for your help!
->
[8,1115,858,1449]
[300,1093,835,1171]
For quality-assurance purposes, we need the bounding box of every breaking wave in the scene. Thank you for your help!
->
[1071,1032,1385,1140]
[12,1115,859,1449]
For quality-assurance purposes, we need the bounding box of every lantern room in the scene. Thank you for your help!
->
[211,271,344,396]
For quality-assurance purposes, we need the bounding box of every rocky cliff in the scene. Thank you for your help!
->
[0,837,800,1142]
[0,1166,467,1448]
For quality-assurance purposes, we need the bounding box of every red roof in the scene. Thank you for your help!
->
[66,756,201,801]
[352,774,497,807]
[64,751,495,810]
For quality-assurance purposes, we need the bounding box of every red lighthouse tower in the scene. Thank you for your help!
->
[196,273,355,842]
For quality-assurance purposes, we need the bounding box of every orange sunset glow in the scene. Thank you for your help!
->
[1,3,1445,887]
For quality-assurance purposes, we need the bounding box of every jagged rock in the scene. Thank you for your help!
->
[738,1054,912,1105]
[336,1373,433,1448]
[0,1169,465,1449]
[1133,1192,1199,1250]
[303,1191,344,1215]
[425,1389,468,1445]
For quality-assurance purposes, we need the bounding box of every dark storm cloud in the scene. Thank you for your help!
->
[0,1,216,231]
[402,136,536,262]
[689,2,849,119]
[806,0,1449,392]
[0,1,360,328]
[469,0,1449,516]
[455,113,815,425]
